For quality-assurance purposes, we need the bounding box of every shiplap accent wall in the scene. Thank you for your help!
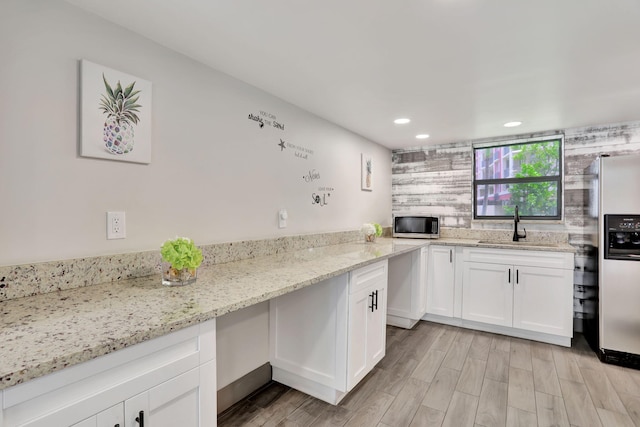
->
[392,121,640,330]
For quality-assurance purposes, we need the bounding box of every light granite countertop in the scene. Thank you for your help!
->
[0,236,574,391]
[0,238,427,391]
[432,238,576,252]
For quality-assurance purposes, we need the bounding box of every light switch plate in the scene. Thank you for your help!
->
[278,209,288,228]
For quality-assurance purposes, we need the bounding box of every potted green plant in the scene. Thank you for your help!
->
[160,237,203,286]
[361,223,383,243]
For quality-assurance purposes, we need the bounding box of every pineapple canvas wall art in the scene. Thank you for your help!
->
[361,153,373,191]
[80,60,151,163]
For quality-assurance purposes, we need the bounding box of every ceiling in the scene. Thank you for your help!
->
[65,0,640,150]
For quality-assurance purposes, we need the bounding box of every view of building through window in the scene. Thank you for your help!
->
[473,137,562,219]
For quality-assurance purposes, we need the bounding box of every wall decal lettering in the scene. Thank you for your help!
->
[248,113,264,128]
[246,110,287,130]
[248,110,286,130]
[312,192,330,207]
[278,139,286,151]
[287,142,314,160]
[303,169,320,183]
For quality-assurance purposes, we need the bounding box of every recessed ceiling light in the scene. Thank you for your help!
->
[394,118,411,124]
[504,121,522,128]
[416,134,430,139]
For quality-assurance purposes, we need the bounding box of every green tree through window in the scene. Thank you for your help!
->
[473,137,562,220]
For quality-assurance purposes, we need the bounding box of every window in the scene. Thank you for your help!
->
[473,136,562,220]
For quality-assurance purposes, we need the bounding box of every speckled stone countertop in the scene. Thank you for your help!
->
[0,238,427,391]
[432,238,576,253]
[0,234,574,391]
[438,227,576,253]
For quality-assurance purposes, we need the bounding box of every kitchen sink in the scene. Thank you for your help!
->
[477,240,560,248]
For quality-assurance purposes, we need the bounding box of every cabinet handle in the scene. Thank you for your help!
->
[135,411,145,427]
[369,290,378,312]
[508,268,511,283]
[516,269,519,284]
[449,249,452,263]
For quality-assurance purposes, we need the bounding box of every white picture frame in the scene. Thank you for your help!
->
[361,153,373,191]
[80,60,152,164]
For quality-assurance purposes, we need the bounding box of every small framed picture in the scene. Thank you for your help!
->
[361,153,373,191]
[80,60,152,164]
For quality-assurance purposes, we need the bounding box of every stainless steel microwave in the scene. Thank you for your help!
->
[392,215,440,239]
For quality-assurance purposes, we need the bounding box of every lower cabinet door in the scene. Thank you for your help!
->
[513,265,573,336]
[417,248,428,316]
[368,284,387,367]
[125,367,201,427]
[96,404,125,427]
[426,246,455,317]
[462,262,513,327]
[346,283,387,391]
[347,286,371,390]
[51,403,124,427]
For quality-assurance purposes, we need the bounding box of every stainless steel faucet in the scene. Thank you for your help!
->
[513,205,527,242]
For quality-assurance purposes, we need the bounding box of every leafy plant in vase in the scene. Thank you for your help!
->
[362,223,383,243]
[161,237,203,286]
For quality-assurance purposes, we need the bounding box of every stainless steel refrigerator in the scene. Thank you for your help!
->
[585,154,640,368]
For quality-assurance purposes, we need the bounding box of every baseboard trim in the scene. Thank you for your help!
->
[217,362,272,414]
[421,314,572,347]
[386,314,420,329]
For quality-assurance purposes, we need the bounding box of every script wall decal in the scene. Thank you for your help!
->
[303,169,334,207]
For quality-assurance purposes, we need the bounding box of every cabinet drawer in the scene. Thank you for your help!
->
[349,260,388,295]
[463,247,573,269]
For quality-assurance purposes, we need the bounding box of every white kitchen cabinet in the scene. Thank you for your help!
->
[513,265,573,336]
[387,247,427,328]
[270,260,388,404]
[125,363,211,427]
[461,247,574,345]
[462,262,513,327]
[347,261,387,390]
[426,245,456,317]
[71,404,124,427]
[2,320,216,427]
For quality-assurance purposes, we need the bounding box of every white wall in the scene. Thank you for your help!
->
[0,0,391,266]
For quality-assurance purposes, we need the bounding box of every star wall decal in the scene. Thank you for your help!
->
[278,139,286,151]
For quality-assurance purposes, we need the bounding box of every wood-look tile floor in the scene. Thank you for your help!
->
[217,321,640,427]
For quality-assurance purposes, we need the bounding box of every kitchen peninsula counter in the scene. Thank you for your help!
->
[0,235,575,392]
[0,238,428,391]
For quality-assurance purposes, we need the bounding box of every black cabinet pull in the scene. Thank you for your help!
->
[449,249,452,263]
[516,269,519,284]
[135,411,144,427]
[508,268,511,283]
[369,290,379,312]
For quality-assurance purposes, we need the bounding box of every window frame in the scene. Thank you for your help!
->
[472,135,564,221]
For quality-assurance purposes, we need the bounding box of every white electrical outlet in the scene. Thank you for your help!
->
[107,211,126,239]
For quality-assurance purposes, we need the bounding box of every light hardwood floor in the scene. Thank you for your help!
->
[217,321,640,426]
